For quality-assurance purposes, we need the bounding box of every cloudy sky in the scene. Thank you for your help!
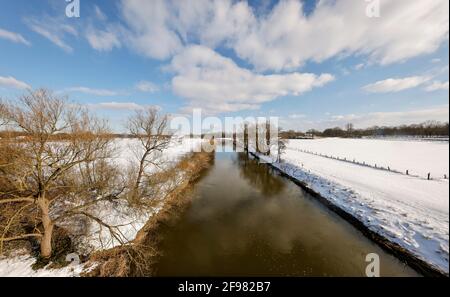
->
[0,0,448,131]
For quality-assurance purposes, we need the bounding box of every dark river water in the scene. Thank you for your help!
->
[155,144,418,276]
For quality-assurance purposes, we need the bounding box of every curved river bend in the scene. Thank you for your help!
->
[155,144,418,276]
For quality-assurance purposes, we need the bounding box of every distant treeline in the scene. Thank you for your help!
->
[281,121,449,138]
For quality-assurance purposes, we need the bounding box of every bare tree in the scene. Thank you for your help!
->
[0,89,122,258]
[277,134,287,163]
[126,107,172,202]
[0,99,8,127]
[346,123,354,137]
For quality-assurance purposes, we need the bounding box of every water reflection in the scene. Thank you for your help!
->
[235,153,285,197]
[155,146,418,276]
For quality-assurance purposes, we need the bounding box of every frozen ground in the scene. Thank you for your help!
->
[0,252,84,277]
[288,138,449,179]
[112,137,203,171]
[0,137,203,277]
[75,137,204,252]
[258,138,449,274]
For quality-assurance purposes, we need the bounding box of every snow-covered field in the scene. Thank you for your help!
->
[112,137,203,171]
[268,138,449,274]
[287,138,449,179]
[0,253,84,277]
[0,137,203,277]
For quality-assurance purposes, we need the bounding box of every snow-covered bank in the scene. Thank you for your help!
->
[0,137,203,277]
[76,137,204,252]
[112,137,203,172]
[0,253,84,277]
[255,138,449,274]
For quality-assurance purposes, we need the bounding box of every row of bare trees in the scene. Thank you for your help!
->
[239,122,286,162]
[0,89,171,259]
[283,122,449,139]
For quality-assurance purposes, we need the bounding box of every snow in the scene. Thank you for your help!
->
[261,138,449,274]
[0,253,84,277]
[112,137,203,172]
[287,138,449,179]
[0,137,203,276]
[78,137,204,252]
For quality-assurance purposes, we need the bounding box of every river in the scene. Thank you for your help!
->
[155,143,418,276]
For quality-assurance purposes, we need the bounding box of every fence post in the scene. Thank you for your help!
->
[427,173,431,180]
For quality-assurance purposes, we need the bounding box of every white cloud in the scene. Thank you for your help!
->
[168,46,334,113]
[354,63,365,71]
[26,17,77,53]
[363,76,431,93]
[87,102,146,111]
[86,26,121,52]
[288,114,306,119]
[0,28,31,46]
[0,76,31,90]
[94,5,107,21]
[120,0,183,59]
[230,0,449,71]
[135,81,158,93]
[425,81,449,92]
[117,0,449,71]
[323,105,450,129]
[65,87,119,96]
[280,105,449,131]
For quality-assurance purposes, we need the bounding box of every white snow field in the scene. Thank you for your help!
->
[266,138,449,274]
[0,253,84,277]
[0,137,203,277]
[287,138,449,180]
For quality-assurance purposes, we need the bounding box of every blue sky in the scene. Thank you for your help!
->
[0,0,448,132]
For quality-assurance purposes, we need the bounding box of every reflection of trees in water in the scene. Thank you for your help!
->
[235,153,285,197]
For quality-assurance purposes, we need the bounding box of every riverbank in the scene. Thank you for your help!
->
[250,151,448,277]
[84,151,214,276]
[0,138,207,277]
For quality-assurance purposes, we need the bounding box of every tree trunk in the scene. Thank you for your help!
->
[135,151,149,193]
[244,124,249,152]
[38,197,53,258]
[255,125,259,153]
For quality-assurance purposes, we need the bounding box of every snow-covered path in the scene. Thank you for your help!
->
[276,146,449,274]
